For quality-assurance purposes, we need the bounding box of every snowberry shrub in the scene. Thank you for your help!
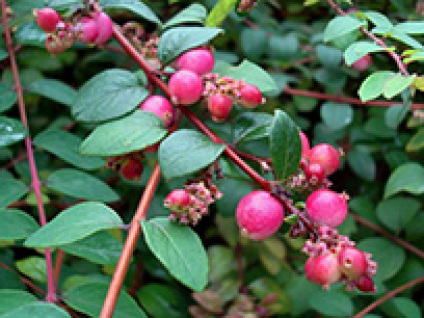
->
[207,94,233,122]
[35,8,60,33]
[308,143,341,176]
[306,189,348,227]
[77,17,99,43]
[139,95,175,127]
[351,54,372,72]
[174,48,215,75]
[238,83,265,108]
[168,70,204,105]
[305,252,341,289]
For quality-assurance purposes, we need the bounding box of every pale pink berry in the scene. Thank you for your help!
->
[305,253,341,288]
[120,158,143,181]
[168,70,204,105]
[351,54,372,72]
[78,17,99,43]
[355,275,376,293]
[236,190,284,240]
[338,246,367,279]
[164,189,191,209]
[207,94,233,122]
[238,83,264,109]
[140,95,175,127]
[299,131,310,159]
[175,48,215,76]
[308,143,340,176]
[304,163,325,184]
[35,8,61,33]
[93,11,113,45]
[306,189,348,227]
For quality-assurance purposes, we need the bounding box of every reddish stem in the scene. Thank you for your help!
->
[54,250,65,289]
[1,0,56,303]
[354,276,424,318]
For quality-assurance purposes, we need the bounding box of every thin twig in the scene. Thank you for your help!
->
[1,0,56,303]
[54,250,65,289]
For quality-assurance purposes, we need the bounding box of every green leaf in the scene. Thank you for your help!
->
[100,0,161,25]
[0,290,37,315]
[347,148,376,181]
[386,297,422,318]
[406,128,424,152]
[214,60,278,94]
[383,74,415,99]
[205,0,237,27]
[364,11,393,28]
[215,178,253,217]
[344,41,387,65]
[309,290,353,317]
[269,110,301,180]
[376,196,420,232]
[159,129,225,180]
[16,256,47,283]
[33,129,104,170]
[394,21,424,34]
[59,231,123,265]
[232,112,273,144]
[357,237,405,281]
[46,168,119,202]
[358,71,395,102]
[316,45,342,69]
[240,28,268,60]
[0,84,17,113]
[324,16,364,43]
[384,163,424,198]
[81,111,167,156]
[320,102,353,130]
[64,282,147,318]
[0,116,26,147]
[158,27,223,64]
[164,3,207,29]
[14,22,46,47]
[269,34,299,60]
[0,179,28,208]
[0,302,71,318]
[0,209,39,240]
[141,217,208,291]
[72,69,149,123]
[28,79,77,107]
[385,101,411,129]
[208,245,234,282]
[24,202,123,248]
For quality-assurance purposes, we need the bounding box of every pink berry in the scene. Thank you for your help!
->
[305,253,341,288]
[207,94,233,122]
[338,247,367,279]
[355,275,376,293]
[120,158,143,181]
[238,83,264,109]
[35,8,61,33]
[308,143,340,176]
[306,189,348,227]
[78,17,99,43]
[236,190,285,241]
[175,48,215,76]
[351,54,372,72]
[164,189,191,208]
[299,131,310,159]
[304,163,325,184]
[168,70,204,105]
[140,95,175,127]
[93,11,113,45]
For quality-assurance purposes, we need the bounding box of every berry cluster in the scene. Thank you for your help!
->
[106,153,144,181]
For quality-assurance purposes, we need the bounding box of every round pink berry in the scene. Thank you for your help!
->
[168,70,204,105]
[78,17,99,43]
[306,189,348,227]
[355,275,376,293]
[238,83,264,109]
[338,246,367,279]
[120,158,143,181]
[35,8,61,33]
[165,189,191,208]
[207,94,233,122]
[236,190,285,241]
[175,48,215,76]
[304,163,325,184]
[299,131,310,159]
[93,11,113,45]
[351,54,372,72]
[140,95,175,127]
[305,253,341,288]
[308,143,340,176]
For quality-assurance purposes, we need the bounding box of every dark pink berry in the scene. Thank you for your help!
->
[236,190,285,240]
[164,189,191,209]
[306,189,348,227]
[168,70,204,105]
[239,83,264,109]
[338,246,367,279]
[140,95,175,127]
[305,253,341,288]
[299,131,310,159]
[207,94,233,122]
[93,11,113,45]
[351,54,372,72]
[355,275,376,293]
[120,158,143,181]
[175,48,215,76]
[78,17,99,43]
[308,143,340,176]
[35,8,61,33]
[304,163,325,184]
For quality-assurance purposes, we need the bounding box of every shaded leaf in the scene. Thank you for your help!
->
[28,79,77,107]
[384,163,424,198]
[0,116,26,147]
[0,179,28,208]
[0,209,39,240]
[164,3,207,29]
[100,0,161,25]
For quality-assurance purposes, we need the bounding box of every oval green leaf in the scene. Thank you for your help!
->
[0,209,39,240]
[384,163,424,198]
[163,3,207,29]
[0,116,26,147]
[0,290,37,315]
[0,302,71,318]
[100,0,161,25]
[0,179,28,208]
[320,102,353,130]
[28,79,77,107]
[376,196,420,233]
[358,71,395,102]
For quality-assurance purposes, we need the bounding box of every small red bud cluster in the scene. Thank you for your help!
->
[105,153,144,181]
